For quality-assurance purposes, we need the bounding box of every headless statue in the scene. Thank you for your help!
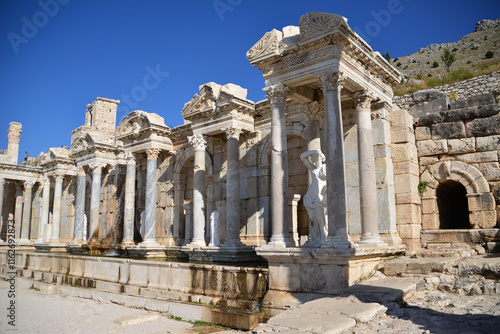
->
[209,211,220,246]
[300,150,328,247]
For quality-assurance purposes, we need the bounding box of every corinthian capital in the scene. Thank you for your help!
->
[223,127,243,140]
[54,174,65,183]
[351,89,376,110]
[302,101,323,121]
[146,148,161,160]
[123,152,136,165]
[263,83,289,108]
[24,180,35,189]
[319,72,345,92]
[188,134,207,151]
[89,163,106,174]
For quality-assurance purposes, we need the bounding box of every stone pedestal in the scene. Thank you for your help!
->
[140,148,161,247]
[263,83,294,247]
[222,127,244,247]
[122,153,136,246]
[319,73,353,249]
[49,174,64,245]
[89,163,106,243]
[19,180,35,244]
[188,135,207,247]
[71,167,87,245]
[183,245,265,264]
[257,245,405,313]
[353,91,386,246]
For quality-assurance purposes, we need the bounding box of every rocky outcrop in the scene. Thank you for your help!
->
[475,18,500,32]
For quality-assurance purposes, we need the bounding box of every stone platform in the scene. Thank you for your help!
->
[0,249,268,330]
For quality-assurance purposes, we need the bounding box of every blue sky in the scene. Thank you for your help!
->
[1,0,499,162]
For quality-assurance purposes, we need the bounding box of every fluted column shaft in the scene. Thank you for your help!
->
[122,153,136,245]
[320,72,352,248]
[223,127,243,246]
[14,184,23,240]
[38,177,50,243]
[264,83,294,247]
[141,148,160,246]
[353,91,385,246]
[19,180,35,243]
[89,163,106,242]
[50,174,64,244]
[188,134,207,247]
[72,168,87,244]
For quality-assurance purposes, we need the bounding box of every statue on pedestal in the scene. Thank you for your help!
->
[209,211,220,247]
[300,150,328,247]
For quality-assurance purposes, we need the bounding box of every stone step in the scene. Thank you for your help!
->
[381,257,459,276]
[341,278,419,305]
[458,255,500,279]
[416,245,478,258]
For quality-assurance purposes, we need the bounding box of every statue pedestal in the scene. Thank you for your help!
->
[256,245,405,315]
[181,245,265,264]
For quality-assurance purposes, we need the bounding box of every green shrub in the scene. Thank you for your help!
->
[485,51,494,58]
[441,49,456,72]
[427,73,432,77]
[396,62,401,67]
[432,61,439,68]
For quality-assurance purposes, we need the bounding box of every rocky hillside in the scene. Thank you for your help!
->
[391,19,500,80]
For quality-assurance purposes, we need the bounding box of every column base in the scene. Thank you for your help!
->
[356,234,388,247]
[183,245,265,264]
[17,239,32,245]
[120,241,135,247]
[139,239,160,247]
[67,244,90,254]
[321,237,354,249]
[186,239,206,248]
[263,236,295,248]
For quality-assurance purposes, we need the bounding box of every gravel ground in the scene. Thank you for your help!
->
[349,289,500,334]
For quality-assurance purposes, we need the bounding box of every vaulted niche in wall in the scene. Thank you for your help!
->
[436,180,470,229]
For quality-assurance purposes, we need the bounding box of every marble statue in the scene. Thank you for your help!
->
[139,210,145,239]
[300,150,328,247]
[209,211,220,246]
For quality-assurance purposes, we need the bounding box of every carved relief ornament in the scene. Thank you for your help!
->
[188,134,207,151]
[319,72,345,92]
[263,83,289,108]
[223,127,242,140]
[146,148,161,160]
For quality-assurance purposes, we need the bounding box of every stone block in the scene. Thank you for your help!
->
[374,144,391,159]
[415,126,431,141]
[421,197,437,214]
[247,177,258,198]
[344,147,358,163]
[447,138,475,154]
[467,193,496,211]
[268,264,300,292]
[477,162,500,181]
[409,97,448,119]
[391,129,415,144]
[431,122,466,139]
[417,139,448,157]
[390,107,413,130]
[450,93,495,109]
[395,192,420,205]
[475,135,500,152]
[391,142,418,162]
[397,224,421,239]
[412,89,446,103]
[422,213,439,230]
[419,156,439,166]
[375,157,394,185]
[394,173,419,194]
[456,151,498,164]
[466,115,500,137]
[393,161,419,175]
[470,210,497,229]
[345,162,359,187]
[372,119,391,145]
[396,204,420,225]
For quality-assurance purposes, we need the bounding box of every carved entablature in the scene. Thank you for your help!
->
[70,126,115,157]
[299,12,349,43]
[39,147,76,176]
[246,29,283,69]
[181,82,256,129]
[116,110,173,153]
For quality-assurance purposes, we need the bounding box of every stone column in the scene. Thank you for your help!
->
[89,163,106,242]
[14,184,23,240]
[353,90,385,246]
[222,126,243,247]
[188,134,207,247]
[7,122,22,164]
[19,180,35,243]
[173,180,186,245]
[141,148,160,246]
[37,177,50,243]
[71,167,87,245]
[263,83,294,247]
[289,194,301,246]
[319,72,352,248]
[50,174,64,244]
[122,153,136,246]
[0,178,5,242]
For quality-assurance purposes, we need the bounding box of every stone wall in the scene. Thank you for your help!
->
[409,89,499,235]
[394,71,500,111]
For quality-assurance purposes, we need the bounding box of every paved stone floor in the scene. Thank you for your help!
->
[0,279,243,334]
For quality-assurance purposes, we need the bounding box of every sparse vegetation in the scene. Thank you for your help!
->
[485,51,494,58]
[431,61,439,68]
[441,49,456,72]
[383,51,391,62]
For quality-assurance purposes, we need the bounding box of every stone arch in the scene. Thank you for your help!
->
[258,123,307,166]
[420,161,496,230]
[172,147,213,245]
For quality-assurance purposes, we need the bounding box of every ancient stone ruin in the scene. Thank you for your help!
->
[0,11,498,330]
